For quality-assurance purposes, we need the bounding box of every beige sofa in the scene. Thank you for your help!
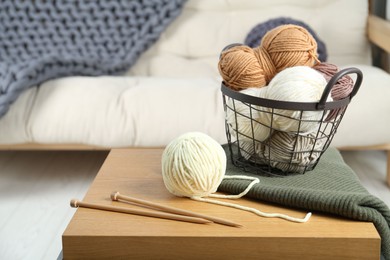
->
[0,0,389,184]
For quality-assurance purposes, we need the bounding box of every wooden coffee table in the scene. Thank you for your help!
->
[62,148,380,259]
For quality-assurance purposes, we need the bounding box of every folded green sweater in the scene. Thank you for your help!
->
[219,146,390,259]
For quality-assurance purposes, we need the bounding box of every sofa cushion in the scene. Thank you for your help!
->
[1,63,389,148]
[20,76,226,147]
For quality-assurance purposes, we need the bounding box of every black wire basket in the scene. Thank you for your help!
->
[221,67,363,176]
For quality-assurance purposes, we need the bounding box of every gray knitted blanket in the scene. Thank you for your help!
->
[0,0,187,117]
[219,146,390,259]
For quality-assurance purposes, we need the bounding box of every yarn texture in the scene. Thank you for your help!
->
[161,132,226,198]
[314,63,354,100]
[226,87,271,143]
[260,131,325,173]
[0,0,187,117]
[161,132,311,223]
[244,17,328,62]
[219,24,319,90]
[313,62,354,120]
[258,66,331,133]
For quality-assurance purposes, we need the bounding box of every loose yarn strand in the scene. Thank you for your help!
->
[191,196,311,223]
[196,175,311,223]
[208,175,259,199]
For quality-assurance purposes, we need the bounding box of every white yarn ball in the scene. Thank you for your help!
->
[259,66,332,133]
[226,87,272,142]
[161,132,227,198]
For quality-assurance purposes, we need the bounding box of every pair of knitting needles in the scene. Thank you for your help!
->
[70,192,241,227]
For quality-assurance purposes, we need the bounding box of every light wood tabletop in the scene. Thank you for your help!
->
[62,148,380,259]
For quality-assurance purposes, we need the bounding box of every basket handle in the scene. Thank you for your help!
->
[317,67,363,110]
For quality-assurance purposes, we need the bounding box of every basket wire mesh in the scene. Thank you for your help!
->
[221,67,363,176]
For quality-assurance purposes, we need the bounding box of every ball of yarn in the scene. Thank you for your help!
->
[219,24,319,90]
[237,140,263,160]
[313,62,354,99]
[226,87,272,160]
[313,62,354,120]
[226,87,272,143]
[258,66,331,133]
[259,131,325,173]
[218,45,271,90]
[161,132,226,198]
[244,17,328,62]
[261,24,319,72]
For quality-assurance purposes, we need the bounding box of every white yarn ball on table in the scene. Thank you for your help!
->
[258,66,332,133]
[161,132,226,198]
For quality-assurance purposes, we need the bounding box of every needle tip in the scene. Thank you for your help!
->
[111,191,120,201]
[70,199,79,208]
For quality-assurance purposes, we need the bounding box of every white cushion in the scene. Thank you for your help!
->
[0,87,37,144]
[23,76,226,147]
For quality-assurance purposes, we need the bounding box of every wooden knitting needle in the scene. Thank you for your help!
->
[111,192,242,228]
[70,199,211,225]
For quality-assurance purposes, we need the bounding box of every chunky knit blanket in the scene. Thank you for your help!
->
[0,0,187,117]
[219,146,390,259]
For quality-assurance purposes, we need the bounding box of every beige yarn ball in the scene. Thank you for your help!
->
[260,131,325,173]
[161,132,227,198]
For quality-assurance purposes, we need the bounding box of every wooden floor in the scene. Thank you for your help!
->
[0,149,389,260]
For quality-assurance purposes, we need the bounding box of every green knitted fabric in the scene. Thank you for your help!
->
[219,146,390,259]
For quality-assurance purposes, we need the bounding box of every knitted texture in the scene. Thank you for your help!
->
[0,0,187,117]
[244,17,328,62]
[219,145,390,259]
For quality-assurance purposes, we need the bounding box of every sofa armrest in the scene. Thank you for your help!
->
[368,14,390,54]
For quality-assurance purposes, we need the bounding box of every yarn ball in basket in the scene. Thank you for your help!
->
[225,87,272,160]
[313,62,354,120]
[258,66,331,133]
[161,132,226,198]
[259,131,326,173]
[244,17,328,62]
[226,87,272,143]
[218,24,319,90]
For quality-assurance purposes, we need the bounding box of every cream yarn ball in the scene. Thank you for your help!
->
[161,132,227,198]
[259,66,331,133]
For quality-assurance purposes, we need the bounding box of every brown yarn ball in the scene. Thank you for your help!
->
[218,45,269,90]
[261,24,319,72]
[313,62,354,120]
[218,24,320,90]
